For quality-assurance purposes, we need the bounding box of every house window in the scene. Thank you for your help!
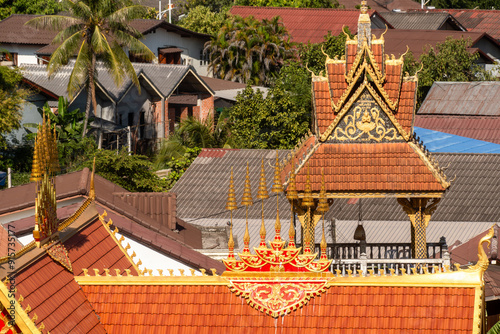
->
[0,52,18,66]
[158,47,183,64]
[200,50,209,66]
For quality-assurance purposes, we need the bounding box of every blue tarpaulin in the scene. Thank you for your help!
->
[0,171,5,187]
[414,127,500,154]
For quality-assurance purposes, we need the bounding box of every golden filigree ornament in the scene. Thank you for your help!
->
[330,92,403,142]
[228,279,328,318]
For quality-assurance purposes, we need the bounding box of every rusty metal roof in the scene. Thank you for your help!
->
[380,12,466,30]
[417,81,500,117]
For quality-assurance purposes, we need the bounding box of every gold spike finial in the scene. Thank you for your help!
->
[302,164,314,207]
[226,167,237,258]
[257,159,269,247]
[89,157,96,200]
[317,168,329,214]
[287,160,297,248]
[241,163,253,207]
[271,151,283,194]
[30,134,42,182]
[320,220,327,260]
[226,167,238,211]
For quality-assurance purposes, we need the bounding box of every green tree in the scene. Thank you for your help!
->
[26,0,156,138]
[0,0,63,20]
[155,113,233,168]
[235,0,340,8]
[204,15,295,86]
[299,28,352,75]
[0,66,26,147]
[178,0,232,14]
[229,67,311,149]
[177,6,228,36]
[405,37,497,105]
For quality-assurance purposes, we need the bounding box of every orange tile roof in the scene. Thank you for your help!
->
[81,283,476,333]
[286,142,446,194]
[7,215,138,333]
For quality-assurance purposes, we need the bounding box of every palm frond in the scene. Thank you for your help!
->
[112,30,156,62]
[67,42,90,99]
[109,5,149,23]
[47,30,84,76]
[25,15,81,31]
[53,24,84,45]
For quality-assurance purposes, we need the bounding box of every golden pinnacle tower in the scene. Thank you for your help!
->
[30,113,60,247]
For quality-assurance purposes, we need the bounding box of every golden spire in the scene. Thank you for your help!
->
[33,173,58,246]
[30,134,42,182]
[257,159,269,247]
[320,220,327,260]
[286,160,298,248]
[89,157,96,200]
[317,168,329,214]
[241,163,252,252]
[271,152,282,241]
[302,165,314,207]
[226,167,237,259]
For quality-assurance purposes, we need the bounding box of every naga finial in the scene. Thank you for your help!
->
[469,225,495,272]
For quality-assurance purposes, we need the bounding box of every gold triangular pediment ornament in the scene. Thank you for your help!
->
[327,89,404,143]
[320,83,410,142]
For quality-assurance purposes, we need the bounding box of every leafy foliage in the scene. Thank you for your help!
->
[428,0,499,9]
[160,147,202,190]
[177,6,229,35]
[77,148,168,192]
[154,113,233,168]
[0,66,26,148]
[26,0,156,137]
[489,320,500,334]
[403,37,497,105]
[229,65,311,149]
[204,15,295,86]
[0,0,63,20]
[177,0,232,14]
[235,0,340,8]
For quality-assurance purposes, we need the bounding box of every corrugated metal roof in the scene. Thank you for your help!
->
[337,0,422,11]
[417,81,500,117]
[371,29,492,59]
[229,7,387,44]
[173,149,500,224]
[21,63,211,102]
[415,127,500,153]
[415,115,500,145]
[380,12,465,30]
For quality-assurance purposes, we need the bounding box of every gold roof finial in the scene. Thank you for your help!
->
[271,152,283,241]
[89,157,96,200]
[241,163,252,252]
[257,159,269,247]
[360,0,368,14]
[226,167,237,258]
[302,165,314,207]
[30,134,42,182]
[317,168,329,214]
[286,160,298,248]
[320,220,327,260]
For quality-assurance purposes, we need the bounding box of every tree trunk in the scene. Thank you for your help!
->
[82,80,92,138]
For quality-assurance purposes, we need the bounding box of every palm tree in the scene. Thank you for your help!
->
[26,0,156,137]
[204,15,294,86]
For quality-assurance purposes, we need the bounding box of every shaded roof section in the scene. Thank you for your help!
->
[172,149,500,223]
[415,116,500,145]
[229,6,391,44]
[414,127,500,153]
[379,12,466,30]
[417,82,500,117]
[128,18,211,39]
[21,63,213,104]
[0,14,57,45]
[408,8,500,41]
[372,29,498,59]
[81,281,478,333]
[337,0,423,11]
[0,168,225,272]
[450,224,499,265]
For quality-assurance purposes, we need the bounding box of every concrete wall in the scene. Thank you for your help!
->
[140,29,209,76]
[1,44,40,65]
[117,85,155,139]
[9,93,46,142]
[474,38,500,63]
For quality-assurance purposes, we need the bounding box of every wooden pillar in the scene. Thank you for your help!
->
[397,198,440,259]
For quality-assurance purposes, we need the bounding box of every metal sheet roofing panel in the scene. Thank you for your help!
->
[417,81,500,117]
[174,149,500,224]
[415,127,500,153]
[380,12,456,30]
[0,14,57,45]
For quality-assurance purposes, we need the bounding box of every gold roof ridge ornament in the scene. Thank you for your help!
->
[89,157,96,200]
[257,159,269,248]
[241,162,253,253]
[271,151,283,244]
[225,167,237,261]
[286,159,298,248]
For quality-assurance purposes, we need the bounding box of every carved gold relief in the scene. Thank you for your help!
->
[229,279,328,317]
[329,92,403,142]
